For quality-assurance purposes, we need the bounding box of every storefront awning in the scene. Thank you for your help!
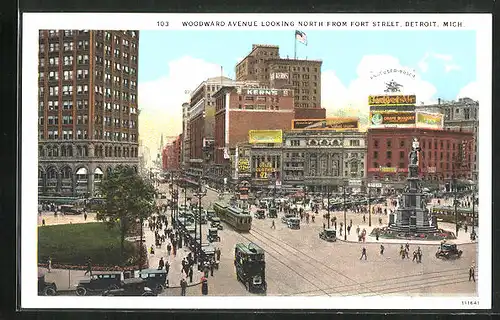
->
[94,168,104,175]
[76,168,87,175]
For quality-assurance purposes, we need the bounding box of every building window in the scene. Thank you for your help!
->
[386,151,392,159]
[374,139,379,148]
[386,139,392,148]
[373,151,378,159]
[400,139,405,147]
[373,162,379,168]
[399,162,404,169]
[349,140,360,146]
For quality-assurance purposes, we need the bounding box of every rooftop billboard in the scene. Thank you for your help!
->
[248,130,283,144]
[292,118,359,130]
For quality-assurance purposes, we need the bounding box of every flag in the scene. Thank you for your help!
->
[295,30,307,45]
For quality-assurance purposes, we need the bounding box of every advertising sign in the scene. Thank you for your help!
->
[368,95,417,106]
[246,88,279,96]
[292,118,359,130]
[248,130,283,144]
[369,111,415,128]
[256,162,274,179]
[238,158,250,173]
[379,167,398,173]
[270,72,289,80]
[415,112,444,129]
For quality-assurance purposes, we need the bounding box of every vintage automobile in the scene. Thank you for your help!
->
[195,211,208,224]
[210,217,223,230]
[268,207,278,218]
[287,217,300,229]
[38,271,57,296]
[134,268,168,293]
[76,272,123,296]
[200,244,219,270]
[254,209,266,219]
[281,213,295,224]
[319,228,337,242]
[102,278,156,296]
[207,227,221,243]
[60,204,83,215]
[435,242,463,259]
[206,209,217,221]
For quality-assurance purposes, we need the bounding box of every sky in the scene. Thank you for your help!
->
[137,30,477,161]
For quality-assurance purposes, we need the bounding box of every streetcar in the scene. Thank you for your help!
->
[213,201,252,232]
[234,243,266,293]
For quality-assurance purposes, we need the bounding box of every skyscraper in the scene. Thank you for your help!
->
[37,30,140,197]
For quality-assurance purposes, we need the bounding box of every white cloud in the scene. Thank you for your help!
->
[418,52,460,74]
[138,56,222,161]
[456,81,479,101]
[444,64,461,73]
[321,54,438,118]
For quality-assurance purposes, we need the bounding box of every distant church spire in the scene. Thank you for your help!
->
[160,133,164,151]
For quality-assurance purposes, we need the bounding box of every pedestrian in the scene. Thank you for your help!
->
[464,224,468,233]
[363,215,366,223]
[188,266,193,283]
[158,257,165,270]
[379,217,382,225]
[417,247,422,263]
[375,231,379,241]
[84,257,92,276]
[216,248,221,261]
[469,264,475,282]
[323,223,326,229]
[84,212,87,221]
[347,225,351,235]
[405,242,410,252]
[165,260,170,274]
[167,243,172,256]
[180,278,187,296]
[412,250,418,262]
[201,276,208,295]
[380,245,385,255]
[150,245,155,255]
[356,225,360,235]
[47,256,52,273]
[271,220,275,229]
[210,262,214,276]
[360,247,367,260]
[204,264,209,278]
[42,219,46,226]
[334,221,337,230]
[350,219,353,227]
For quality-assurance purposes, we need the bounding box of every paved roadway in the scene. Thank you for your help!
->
[155,184,478,297]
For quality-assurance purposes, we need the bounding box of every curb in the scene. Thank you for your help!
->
[335,237,478,246]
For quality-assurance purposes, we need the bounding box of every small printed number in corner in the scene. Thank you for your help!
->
[157,21,170,27]
[461,300,479,306]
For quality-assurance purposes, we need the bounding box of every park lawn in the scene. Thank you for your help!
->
[38,222,137,267]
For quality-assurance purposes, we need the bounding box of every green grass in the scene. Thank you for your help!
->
[38,222,137,267]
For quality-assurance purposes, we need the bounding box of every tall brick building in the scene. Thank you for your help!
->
[235,44,323,109]
[366,127,474,190]
[162,134,182,171]
[213,86,295,165]
[38,30,140,197]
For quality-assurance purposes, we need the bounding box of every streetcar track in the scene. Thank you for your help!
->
[250,225,376,295]
[237,231,331,296]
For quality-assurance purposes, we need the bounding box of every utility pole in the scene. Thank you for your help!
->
[139,216,144,272]
[194,178,206,264]
[343,180,347,241]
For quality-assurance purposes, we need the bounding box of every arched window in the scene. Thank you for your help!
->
[61,166,72,179]
[47,167,57,179]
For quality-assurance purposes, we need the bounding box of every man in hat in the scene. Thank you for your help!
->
[469,263,476,282]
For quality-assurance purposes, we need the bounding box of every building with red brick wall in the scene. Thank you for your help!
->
[213,86,295,165]
[294,107,326,120]
[366,127,474,188]
[162,134,182,171]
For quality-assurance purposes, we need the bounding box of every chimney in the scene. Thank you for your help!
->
[438,98,441,105]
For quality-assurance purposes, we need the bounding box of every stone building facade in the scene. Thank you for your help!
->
[281,130,367,193]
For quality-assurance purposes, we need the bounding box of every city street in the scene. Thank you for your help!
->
[154,184,478,296]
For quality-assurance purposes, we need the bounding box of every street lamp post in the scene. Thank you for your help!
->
[472,186,476,236]
[453,176,459,236]
[194,179,206,263]
[368,184,371,227]
[343,180,347,241]
[327,186,331,229]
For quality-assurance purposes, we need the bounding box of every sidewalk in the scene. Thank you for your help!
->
[143,215,205,289]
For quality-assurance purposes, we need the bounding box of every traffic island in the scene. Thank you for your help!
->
[370,226,456,241]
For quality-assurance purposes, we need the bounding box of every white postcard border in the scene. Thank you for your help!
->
[21,13,492,310]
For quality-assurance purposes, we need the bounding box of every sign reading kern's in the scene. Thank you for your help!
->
[246,88,279,96]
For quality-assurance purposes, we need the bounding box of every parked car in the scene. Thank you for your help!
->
[102,278,156,296]
[210,217,223,230]
[60,204,82,215]
[76,272,123,296]
[207,227,221,243]
[38,271,57,296]
[435,242,463,259]
[319,229,337,242]
[134,269,168,293]
[287,217,300,229]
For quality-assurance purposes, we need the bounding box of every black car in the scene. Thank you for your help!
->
[135,268,169,293]
[102,278,156,296]
[76,272,123,296]
[38,271,57,296]
[254,209,266,219]
[319,229,337,242]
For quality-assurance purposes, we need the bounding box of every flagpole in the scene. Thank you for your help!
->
[294,33,297,59]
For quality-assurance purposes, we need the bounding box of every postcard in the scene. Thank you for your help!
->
[21,12,492,310]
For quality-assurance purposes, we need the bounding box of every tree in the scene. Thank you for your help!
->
[96,165,156,263]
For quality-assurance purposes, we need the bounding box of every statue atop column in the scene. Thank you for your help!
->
[408,137,421,178]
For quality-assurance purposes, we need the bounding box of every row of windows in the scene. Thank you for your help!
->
[240,96,281,103]
[93,85,137,102]
[94,56,137,75]
[39,145,139,158]
[39,99,89,111]
[238,104,280,110]
[39,69,90,81]
[372,138,471,151]
[40,130,138,142]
